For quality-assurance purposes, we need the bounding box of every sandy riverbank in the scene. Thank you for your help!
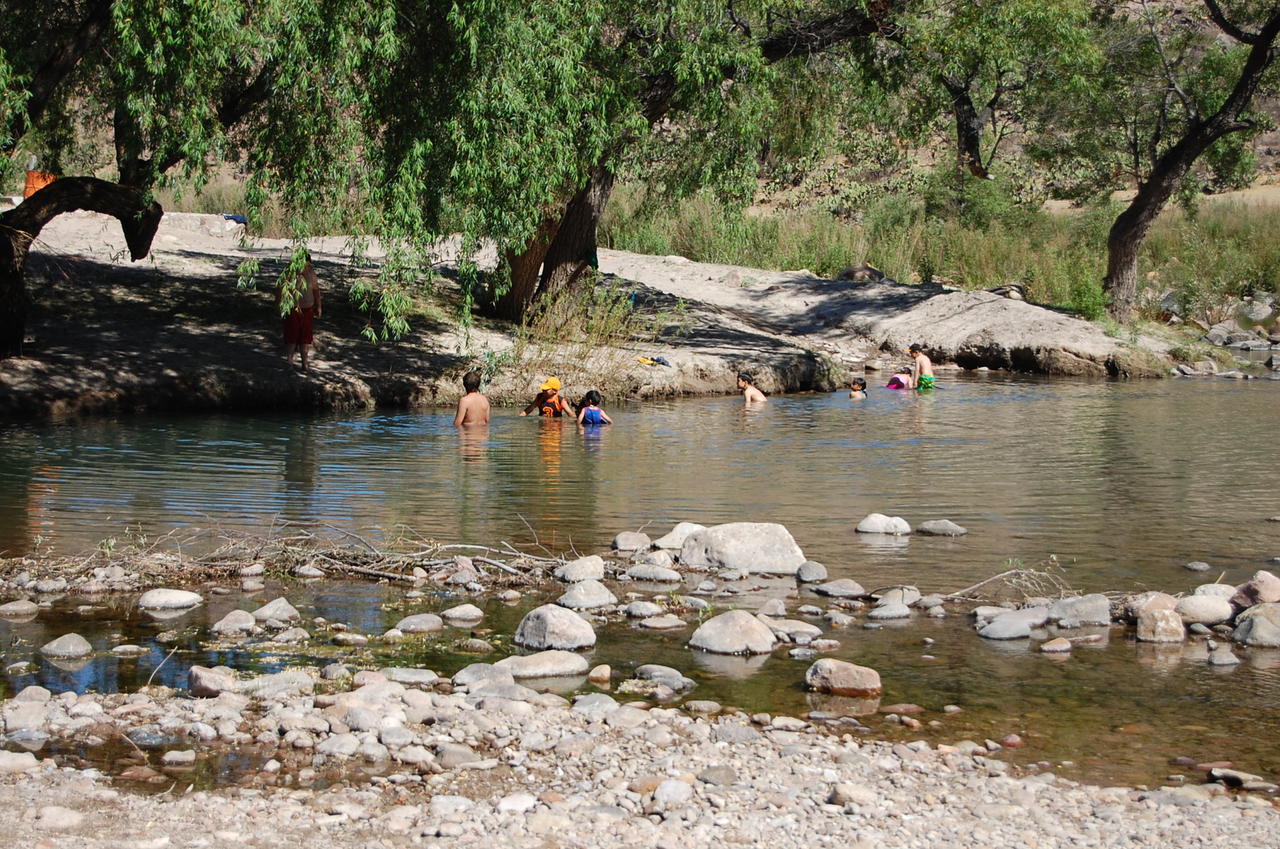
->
[0,211,1173,420]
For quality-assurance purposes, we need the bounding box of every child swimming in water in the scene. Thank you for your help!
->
[576,390,613,426]
[849,377,867,398]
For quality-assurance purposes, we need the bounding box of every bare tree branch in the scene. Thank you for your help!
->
[1204,0,1260,45]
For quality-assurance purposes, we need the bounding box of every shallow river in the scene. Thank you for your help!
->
[1,374,1278,786]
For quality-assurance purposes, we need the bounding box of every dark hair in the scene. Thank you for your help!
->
[909,343,923,353]
[581,389,602,407]
[737,372,754,385]
[850,377,867,390]
[462,369,482,392]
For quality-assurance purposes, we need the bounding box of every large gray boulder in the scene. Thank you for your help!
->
[679,523,806,575]
[653,522,707,551]
[855,513,911,535]
[553,555,606,583]
[1047,594,1111,628]
[514,604,597,650]
[556,579,617,610]
[804,659,882,696]
[494,650,589,679]
[1175,595,1233,626]
[688,610,778,655]
[137,588,203,610]
[1136,609,1185,643]
[1233,603,1280,647]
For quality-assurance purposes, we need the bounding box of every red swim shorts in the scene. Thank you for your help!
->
[283,307,315,345]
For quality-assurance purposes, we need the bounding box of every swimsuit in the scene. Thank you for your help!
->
[283,307,315,345]
[917,375,936,390]
[538,394,567,417]
[581,407,605,425]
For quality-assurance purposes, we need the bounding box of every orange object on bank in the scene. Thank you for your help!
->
[23,170,56,198]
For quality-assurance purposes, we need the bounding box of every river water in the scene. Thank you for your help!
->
[1,374,1278,786]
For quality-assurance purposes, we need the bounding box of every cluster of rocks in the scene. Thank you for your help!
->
[2,661,1278,848]
[970,570,1280,664]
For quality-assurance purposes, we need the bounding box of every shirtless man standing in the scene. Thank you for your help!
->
[737,372,767,405]
[453,369,491,425]
[908,343,935,390]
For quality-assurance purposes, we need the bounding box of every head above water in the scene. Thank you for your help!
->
[736,372,754,386]
[850,377,867,391]
[462,369,482,393]
[539,377,562,392]
[582,389,602,407]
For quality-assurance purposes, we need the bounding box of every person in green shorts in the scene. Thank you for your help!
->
[909,343,936,390]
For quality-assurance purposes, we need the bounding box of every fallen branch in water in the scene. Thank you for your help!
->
[474,556,520,575]
[942,569,1030,601]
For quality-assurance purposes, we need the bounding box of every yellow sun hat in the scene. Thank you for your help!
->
[539,377,562,391]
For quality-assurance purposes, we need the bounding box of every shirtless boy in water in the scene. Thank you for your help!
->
[737,372,767,405]
[909,343,935,390]
[453,369,491,425]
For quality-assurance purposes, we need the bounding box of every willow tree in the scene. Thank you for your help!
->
[314,1,909,323]
[1033,0,1280,322]
[0,0,365,356]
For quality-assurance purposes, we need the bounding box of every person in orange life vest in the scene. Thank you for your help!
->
[520,377,569,417]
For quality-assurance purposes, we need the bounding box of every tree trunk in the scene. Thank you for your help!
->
[941,75,988,179]
[1104,6,1280,322]
[492,218,558,322]
[538,167,615,298]
[0,177,163,357]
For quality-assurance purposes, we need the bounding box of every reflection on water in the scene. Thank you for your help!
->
[1,375,1279,786]
[1,375,1275,594]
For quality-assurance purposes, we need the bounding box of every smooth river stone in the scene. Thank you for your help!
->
[553,555,605,583]
[814,579,866,598]
[796,561,828,583]
[514,604,597,650]
[653,522,707,551]
[612,531,652,552]
[805,658,882,696]
[1193,583,1236,600]
[494,650,589,679]
[1233,603,1280,647]
[917,519,968,536]
[1175,595,1233,626]
[1137,609,1185,643]
[0,599,38,618]
[977,607,1048,640]
[1231,571,1280,608]
[640,614,688,630]
[855,513,911,535]
[624,601,664,618]
[627,564,682,583]
[688,609,777,655]
[137,588,203,609]
[211,609,256,634]
[442,604,484,623]
[1047,594,1111,627]
[40,633,92,658]
[679,522,806,575]
[251,597,301,622]
[556,579,617,610]
[395,613,444,633]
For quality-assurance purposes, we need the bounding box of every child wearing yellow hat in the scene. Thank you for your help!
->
[520,376,569,417]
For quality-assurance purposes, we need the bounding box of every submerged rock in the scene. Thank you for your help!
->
[917,519,968,536]
[395,613,444,633]
[556,579,617,610]
[251,597,301,622]
[137,588,203,609]
[688,610,777,655]
[855,513,911,535]
[814,579,866,598]
[553,555,605,583]
[514,604,597,650]
[0,599,38,618]
[40,633,92,658]
[805,659,882,696]
[679,522,806,575]
[978,608,1048,640]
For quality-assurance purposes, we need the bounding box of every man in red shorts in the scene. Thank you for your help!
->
[276,252,323,372]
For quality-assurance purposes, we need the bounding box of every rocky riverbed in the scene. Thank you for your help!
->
[3,518,1280,846]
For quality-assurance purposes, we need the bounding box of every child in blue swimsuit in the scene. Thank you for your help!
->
[576,390,613,426]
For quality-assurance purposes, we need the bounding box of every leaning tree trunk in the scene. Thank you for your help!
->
[0,177,162,357]
[1104,6,1280,322]
[941,75,988,180]
[538,166,616,298]
[492,217,559,322]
